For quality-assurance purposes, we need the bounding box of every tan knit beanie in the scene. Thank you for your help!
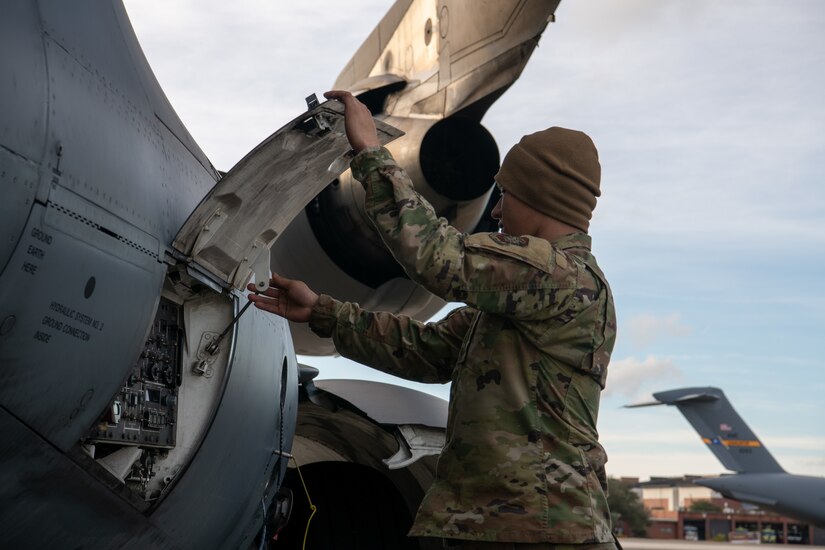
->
[495,127,601,232]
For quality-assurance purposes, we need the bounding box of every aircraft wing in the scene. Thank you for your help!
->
[334,0,560,119]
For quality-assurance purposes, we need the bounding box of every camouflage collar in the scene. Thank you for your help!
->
[552,232,591,251]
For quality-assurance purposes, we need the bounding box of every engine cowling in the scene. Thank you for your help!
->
[270,114,499,355]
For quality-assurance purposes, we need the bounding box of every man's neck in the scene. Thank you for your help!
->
[535,217,582,242]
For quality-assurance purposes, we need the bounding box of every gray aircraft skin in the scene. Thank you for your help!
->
[0,1,559,548]
[629,387,825,527]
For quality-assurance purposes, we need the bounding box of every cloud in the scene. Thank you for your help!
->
[798,457,825,473]
[600,429,701,446]
[488,1,825,248]
[124,0,388,169]
[604,355,683,399]
[624,313,692,349]
[758,435,825,453]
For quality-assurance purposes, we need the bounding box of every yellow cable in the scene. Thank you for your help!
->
[290,455,317,550]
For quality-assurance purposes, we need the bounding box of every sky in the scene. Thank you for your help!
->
[123,1,825,480]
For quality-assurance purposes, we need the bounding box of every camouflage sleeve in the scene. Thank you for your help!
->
[309,294,474,384]
[351,148,576,320]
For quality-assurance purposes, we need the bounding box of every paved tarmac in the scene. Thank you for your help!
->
[620,538,825,550]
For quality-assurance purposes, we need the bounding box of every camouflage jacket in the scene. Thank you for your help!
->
[309,147,617,543]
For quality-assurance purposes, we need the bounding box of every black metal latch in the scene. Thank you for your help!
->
[298,94,332,136]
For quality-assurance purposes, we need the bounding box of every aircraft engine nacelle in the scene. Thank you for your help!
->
[270,115,500,355]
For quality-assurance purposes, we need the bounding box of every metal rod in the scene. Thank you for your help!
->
[219,299,254,341]
[206,299,255,354]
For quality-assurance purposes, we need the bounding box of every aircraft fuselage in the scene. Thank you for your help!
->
[696,473,825,527]
[0,2,297,547]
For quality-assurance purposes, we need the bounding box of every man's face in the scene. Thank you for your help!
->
[490,185,540,236]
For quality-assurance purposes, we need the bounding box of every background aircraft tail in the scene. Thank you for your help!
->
[628,386,785,474]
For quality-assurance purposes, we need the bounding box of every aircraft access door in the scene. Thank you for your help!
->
[171,100,403,291]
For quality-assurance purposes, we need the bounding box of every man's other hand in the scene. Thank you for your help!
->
[324,90,380,152]
[247,273,319,323]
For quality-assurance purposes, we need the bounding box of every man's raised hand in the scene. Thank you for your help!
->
[324,90,380,152]
[247,273,319,323]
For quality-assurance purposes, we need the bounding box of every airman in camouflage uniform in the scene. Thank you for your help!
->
[249,91,617,549]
